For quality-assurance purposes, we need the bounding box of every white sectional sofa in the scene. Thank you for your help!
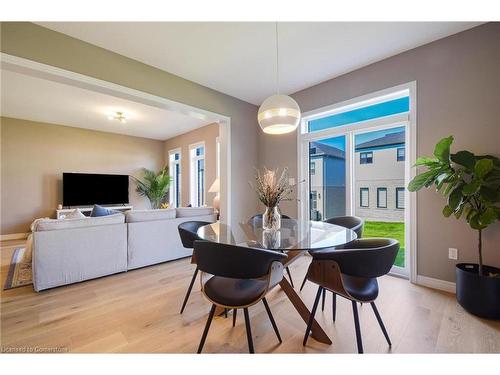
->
[32,207,216,291]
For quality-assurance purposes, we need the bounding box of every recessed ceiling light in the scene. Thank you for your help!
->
[108,111,127,123]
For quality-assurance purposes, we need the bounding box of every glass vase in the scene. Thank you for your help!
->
[263,206,281,231]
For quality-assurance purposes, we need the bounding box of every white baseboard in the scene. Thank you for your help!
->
[416,275,456,294]
[0,232,29,241]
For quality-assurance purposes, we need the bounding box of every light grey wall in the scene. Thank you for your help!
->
[259,23,500,282]
[1,22,260,229]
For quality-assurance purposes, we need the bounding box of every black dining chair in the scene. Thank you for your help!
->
[302,238,399,353]
[177,221,212,314]
[300,216,364,316]
[248,213,295,288]
[194,240,286,353]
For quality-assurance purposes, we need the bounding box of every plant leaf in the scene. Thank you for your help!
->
[462,179,481,196]
[414,157,438,167]
[433,136,453,163]
[451,150,476,170]
[408,170,438,192]
[474,158,494,179]
[442,205,454,217]
[479,207,498,226]
[447,186,463,211]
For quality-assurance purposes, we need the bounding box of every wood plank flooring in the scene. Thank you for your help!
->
[1,239,499,353]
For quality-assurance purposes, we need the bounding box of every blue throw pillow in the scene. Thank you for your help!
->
[90,204,121,217]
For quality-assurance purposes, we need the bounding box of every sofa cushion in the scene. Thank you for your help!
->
[35,213,125,231]
[125,209,176,223]
[90,204,121,217]
[176,207,214,218]
[65,208,86,219]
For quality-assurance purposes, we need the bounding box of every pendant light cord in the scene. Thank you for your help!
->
[275,21,280,95]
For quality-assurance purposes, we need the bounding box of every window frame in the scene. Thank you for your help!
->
[360,187,369,208]
[397,147,405,162]
[189,141,206,207]
[168,148,182,208]
[396,187,405,209]
[360,151,373,164]
[377,187,388,208]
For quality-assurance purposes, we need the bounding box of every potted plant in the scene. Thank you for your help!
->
[408,136,500,319]
[132,166,171,209]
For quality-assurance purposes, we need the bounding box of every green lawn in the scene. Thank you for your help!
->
[363,221,405,268]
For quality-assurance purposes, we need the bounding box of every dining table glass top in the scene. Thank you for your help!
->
[197,219,357,251]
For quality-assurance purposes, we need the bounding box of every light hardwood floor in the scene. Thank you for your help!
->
[1,239,499,353]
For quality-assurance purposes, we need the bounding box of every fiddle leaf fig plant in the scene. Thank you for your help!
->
[408,136,500,276]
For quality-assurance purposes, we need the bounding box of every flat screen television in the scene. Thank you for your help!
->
[63,172,129,207]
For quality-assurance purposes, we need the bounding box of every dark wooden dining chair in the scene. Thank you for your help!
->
[303,238,399,353]
[248,213,295,288]
[177,221,212,314]
[194,240,286,353]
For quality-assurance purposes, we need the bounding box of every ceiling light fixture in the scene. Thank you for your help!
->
[108,111,127,123]
[257,22,301,135]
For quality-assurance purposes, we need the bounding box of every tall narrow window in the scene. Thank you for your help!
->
[396,187,405,209]
[377,188,387,208]
[190,142,205,207]
[168,149,181,208]
[397,147,405,161]
[360,188,369,207]
[216,137,221,178]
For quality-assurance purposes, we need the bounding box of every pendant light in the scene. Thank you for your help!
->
[258,22,301,135]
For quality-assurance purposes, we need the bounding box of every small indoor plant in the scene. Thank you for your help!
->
[251,167,293,230]
[408,136,500,319]
[132,166,171,209]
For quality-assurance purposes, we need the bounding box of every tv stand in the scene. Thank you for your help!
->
[56,205,133,219]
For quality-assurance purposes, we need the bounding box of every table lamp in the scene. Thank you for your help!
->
[208,177,220,213]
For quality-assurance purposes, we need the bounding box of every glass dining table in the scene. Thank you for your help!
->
[197,218,357,345]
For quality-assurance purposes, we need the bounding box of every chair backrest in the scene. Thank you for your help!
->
[324,216,364,238]
[194,240,286,279]
[312,238,399,278]
[178,221,212,249]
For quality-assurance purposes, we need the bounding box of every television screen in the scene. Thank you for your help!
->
[63,173,129,206]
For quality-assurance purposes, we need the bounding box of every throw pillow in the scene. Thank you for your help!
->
[64,208,86,219]
[90,204,121,217]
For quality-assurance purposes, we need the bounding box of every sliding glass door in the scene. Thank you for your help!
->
[299,87,414,277]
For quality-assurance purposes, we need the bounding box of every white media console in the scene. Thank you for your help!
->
[56,205,133,219]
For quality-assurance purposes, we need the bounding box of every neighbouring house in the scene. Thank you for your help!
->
[354,130,405,222]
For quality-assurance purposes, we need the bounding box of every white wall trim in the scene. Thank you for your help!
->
[416,275,456,294]
[0,233,29,241]
[1,52,232,225]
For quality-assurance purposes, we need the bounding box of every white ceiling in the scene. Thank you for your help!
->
[0,69,212,140]
[38,22,482,105]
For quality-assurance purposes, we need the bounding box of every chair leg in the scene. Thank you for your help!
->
[180,267,199,314]
[224,309,228,318]
[352,300,363,354]
[232,309,237,327]
[286,267,294,288]
[197,304,216,353]
[370,302,392,346]
[299,273,308,291]
[321,288,326,311]
[243,308,254,353]
[332,292,337,322]
[262,297,282,343]
[303,286,323,346]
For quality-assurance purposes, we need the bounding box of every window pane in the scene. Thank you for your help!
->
[308,96,409,132]
[360,188,369,207]
[377,188,387,208]
[309,136,346,221]
[396,188,405,209]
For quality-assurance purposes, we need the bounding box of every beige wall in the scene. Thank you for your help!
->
[163,122,219,207]
[259,23,500,282]
[1,22,260,229]
[0,117,165,234]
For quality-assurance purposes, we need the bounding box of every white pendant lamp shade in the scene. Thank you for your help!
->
[258,94,301,134]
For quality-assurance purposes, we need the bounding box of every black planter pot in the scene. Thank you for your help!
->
[456,263,500,320]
